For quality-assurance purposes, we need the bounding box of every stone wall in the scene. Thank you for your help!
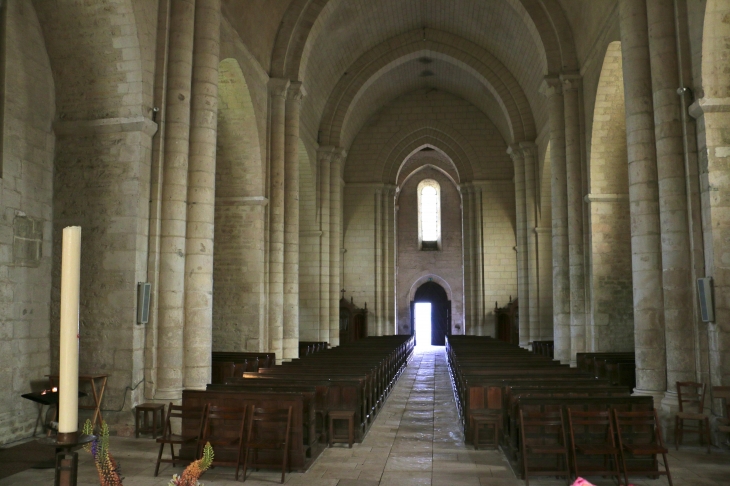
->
[396,167,464,334]
[0,1,55,444]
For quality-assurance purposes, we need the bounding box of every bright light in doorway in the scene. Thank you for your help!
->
[415,302,432,348]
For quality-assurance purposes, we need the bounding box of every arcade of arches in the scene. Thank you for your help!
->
[2,0,730,449]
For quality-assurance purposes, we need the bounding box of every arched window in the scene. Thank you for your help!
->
[418,179,441,250]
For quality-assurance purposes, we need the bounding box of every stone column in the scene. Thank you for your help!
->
[156,0,196,400]
[562,73,587,365]
[268,78,289,362]
[472,185,484,335]
[522,142,540,341]
[184,0,220,390]
[374,187,383,336]
[619,0,666,398]
[384,185,396,335]
[509,146,530,347]
[461,185,474,334]
[329,149,345,346]
[535,226,554,340]
[542,76,571,364]
[318,147,333,343]
[283,82,304,361]
[646,0,696,399]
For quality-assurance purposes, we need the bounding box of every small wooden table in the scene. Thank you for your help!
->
[135,403,165,439]
[47,374,108,431]
[328,410,355,448]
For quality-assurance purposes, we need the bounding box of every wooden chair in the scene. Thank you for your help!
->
[713,386,730,443]
[199,404,248,480]
[518,408,571,486]
[567,408,623,485]
[675,381,712,453]
[242,404,293,484]
[613,409,673,486]
[154,403,207,477]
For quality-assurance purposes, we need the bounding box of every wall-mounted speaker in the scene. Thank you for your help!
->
[137,282,151,324]
[697,277,714,323]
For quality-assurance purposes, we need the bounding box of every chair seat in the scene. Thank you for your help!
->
[156,433,195,445]
[576,445,620,455]
[624,444,668,455]
[676,412,708,420]
[528,445,568,454]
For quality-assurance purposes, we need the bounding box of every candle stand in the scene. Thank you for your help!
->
[40,432,96,486]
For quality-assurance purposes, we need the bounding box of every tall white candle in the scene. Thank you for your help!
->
[58,226,81,435]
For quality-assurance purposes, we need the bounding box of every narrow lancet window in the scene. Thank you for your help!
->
[418,179,441,250]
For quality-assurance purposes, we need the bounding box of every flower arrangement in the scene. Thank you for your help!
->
[168,442,214,486]
[82,419,123,486]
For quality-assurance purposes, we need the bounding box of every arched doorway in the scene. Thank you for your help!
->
[411,281,450,346]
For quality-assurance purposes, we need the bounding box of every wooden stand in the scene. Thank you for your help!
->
[48,374,108,431]
[40,434,96,486]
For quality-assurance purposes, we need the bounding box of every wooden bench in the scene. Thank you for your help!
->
[182,390,314,470]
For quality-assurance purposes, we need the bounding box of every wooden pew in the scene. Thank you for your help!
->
[182,389,315,470]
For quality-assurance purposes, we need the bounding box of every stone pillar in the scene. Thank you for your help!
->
[562,73,587,365]
[461,184,474,334]
[384,185,396,335]
[182,0,220,391]
[472,185,484,335]
[509,145,530,347]
[268,78,289,362]
[374,187,383,336]
[619,0,666,398]
[156,0,196,400]
[318,147,333,343]
[329,149,345,346]
[283,82,304,361]
[646,0,697,399]
[542,76,571,364]
[522,142,540,341]
[535,226,554,340]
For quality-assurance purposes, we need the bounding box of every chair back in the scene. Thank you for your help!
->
[567,408,616,445]
[518,409,567,450]
[677,381,706,414]
[247,404,294,448]
[164,402,207,439]
[247,357,259,372]
[202,404,247,445]
[613,409,665,448]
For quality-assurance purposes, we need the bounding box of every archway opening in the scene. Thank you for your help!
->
[411,281,450,346]
[414,303,432,348]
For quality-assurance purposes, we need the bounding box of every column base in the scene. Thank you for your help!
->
[631,388,666,409]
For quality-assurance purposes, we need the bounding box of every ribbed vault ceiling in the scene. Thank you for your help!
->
[297,0,552,150]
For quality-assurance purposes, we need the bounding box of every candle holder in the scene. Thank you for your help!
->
[40,432,96,486]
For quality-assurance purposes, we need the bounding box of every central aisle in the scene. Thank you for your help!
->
[293,345,514,486]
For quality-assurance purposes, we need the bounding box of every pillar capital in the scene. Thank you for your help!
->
[317,145,339,164]
[268,78,291,99]
[507,144,524,163]
[560,72,582,92]
[518,141,538,158]
[287,81,306,102]
[540,76,562,98]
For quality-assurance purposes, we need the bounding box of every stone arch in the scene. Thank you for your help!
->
[318,30,535,147]
[213,58,266,353]
[399,162,460,192]
[33,0,145,119]
[270,0,577,82]
[585,41,633,353]
[379,120,478,184]
[408,274,453,303]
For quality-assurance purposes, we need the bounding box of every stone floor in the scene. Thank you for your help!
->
[1,346,729,485]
